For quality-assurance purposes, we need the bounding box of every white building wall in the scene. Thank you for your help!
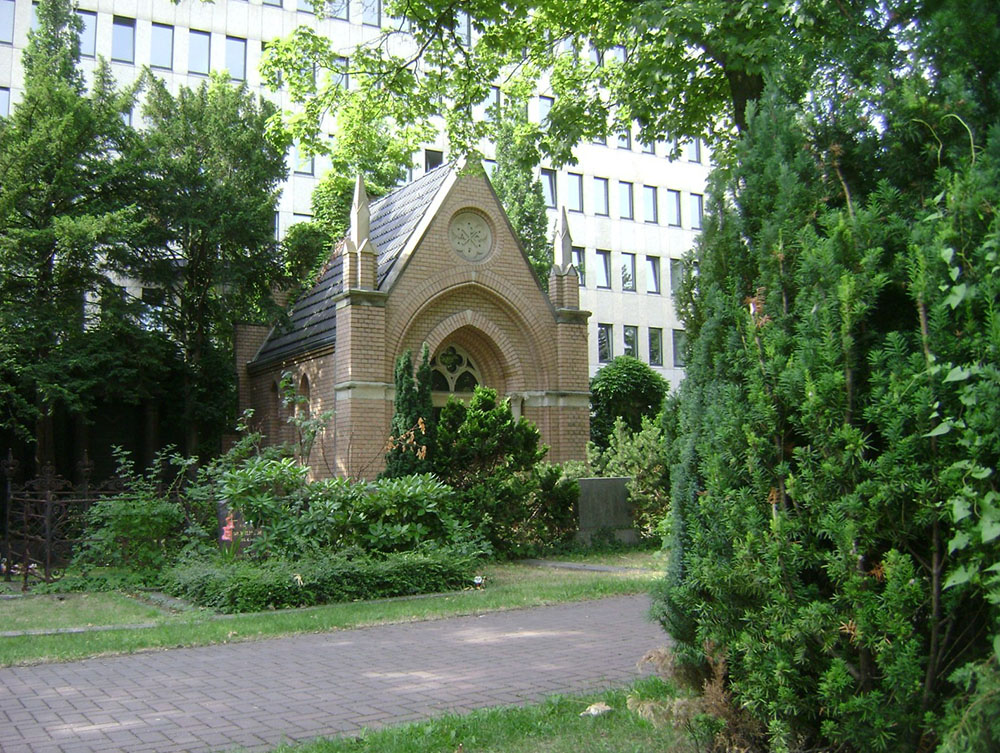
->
[0,0,710,390]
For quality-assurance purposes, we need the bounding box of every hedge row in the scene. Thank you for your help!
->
[162,548,478,613]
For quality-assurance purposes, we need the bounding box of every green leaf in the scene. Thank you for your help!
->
[944,283,968,309]
[943,365,972,382]
[948,530,970,553]
[944,565,976,589]
[952,496,972,522]
[925,422,951,438]
[981,512,1000,544]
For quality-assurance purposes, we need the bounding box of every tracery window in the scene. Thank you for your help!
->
[431,345,481,394]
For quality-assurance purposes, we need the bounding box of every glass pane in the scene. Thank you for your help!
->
[572,247,585,286]
[649,328,663,366]
[594,178,609,215]
[646,256,660,293]
[0,0,13,45]
[624,326,637,357]
[111,17,135,63]
[77,10,97,58]
[670,258,684,297]
[0,87,9,118]
[691,193,703,229]
[672,329,687,367]
[539,95,553,122]
[226,36,246,81]
[622,253,635,291]
[361,0,379,25]
[150,24,173,69]
[643,185,657,223]
[597,250,611,288]
[329,0,349,20]
[455,371,478,392]
[619,182,633,219]
[263,0,282,7]
[189,30,210,75]
[598,324,612,362]
[667,189,681,226]
[567,173,583,212]
[541,169,556,208]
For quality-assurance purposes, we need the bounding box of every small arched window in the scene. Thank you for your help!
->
[431,345,481,394]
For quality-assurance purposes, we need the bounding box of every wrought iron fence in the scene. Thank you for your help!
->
[1,450,125,589]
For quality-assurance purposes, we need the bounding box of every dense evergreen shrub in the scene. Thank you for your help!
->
[589,356,667,448]
[656,90,1000,751]
[163,548,478,613]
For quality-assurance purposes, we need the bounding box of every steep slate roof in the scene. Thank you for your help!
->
[251,165,452,368]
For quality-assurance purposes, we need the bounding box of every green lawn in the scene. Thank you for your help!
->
[528,549,667,570]
[0,592,166,631]
[0,559,660,667]
[263,678,682,753]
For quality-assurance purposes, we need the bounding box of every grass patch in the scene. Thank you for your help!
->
[263,677,680,753]
[530,549,667,570]
[0,592,166,631]
[0,562,656,667]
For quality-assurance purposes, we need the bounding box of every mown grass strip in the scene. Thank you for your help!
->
[262,677,680,753]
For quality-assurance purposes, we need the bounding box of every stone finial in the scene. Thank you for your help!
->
[350,175,370,249]
[554,207,573,272]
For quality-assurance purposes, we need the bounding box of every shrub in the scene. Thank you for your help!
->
[589,416,671,538]
[589,356,667,448]
[163,547,479,613]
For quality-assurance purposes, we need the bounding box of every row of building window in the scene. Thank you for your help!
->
[572,248,687,294]
[541,170,703,229]
[597,324,685,368]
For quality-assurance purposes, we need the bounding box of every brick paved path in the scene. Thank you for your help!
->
[0,595,666,753]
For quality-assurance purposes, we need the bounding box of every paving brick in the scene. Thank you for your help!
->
[0,595,664,753]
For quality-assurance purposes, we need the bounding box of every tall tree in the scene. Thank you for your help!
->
[0,0,142,465]
[136,74,288,457]
[382,345,434,478]
[489,111,552,291]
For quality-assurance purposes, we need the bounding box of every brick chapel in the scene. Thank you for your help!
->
[235,161,591,479]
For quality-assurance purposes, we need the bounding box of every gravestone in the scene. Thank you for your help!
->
[575,477,637,544]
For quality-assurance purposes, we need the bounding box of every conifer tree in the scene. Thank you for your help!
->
[488,112,552,291]
[0,0,143,464]
[382,345,434,477]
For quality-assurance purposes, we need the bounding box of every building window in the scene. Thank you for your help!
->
[121,107,132,127]
[189,30,211,75]
[297,0,313,12]
[624,325,638,357]
[572,246,585,286]
[617,130,631,150]
[273,211,281,240]
[332,56,348,89]
[150,23,174,70]
[455,10,471,45]
[596,249,611,289]
[226,36,247,81]
[670,258,684,298]
[666,189,681,226]
[0,0,13,45]
[649,327,663,366]
[77,10,97,58]
[483,159,496,177]
[361,0,380,26]
[589,44,603,67]
[622,252,636,291]
[293,144,314,175]
[431,345,481,394]
[592,134,606,146]
[691,193,704,229]
[672,329,687,367]
[594,177,609,216]
[646,256,661,294]
[540,168,556,208]
[263,0,282,7]
[567,172,583,213]
[598,323,613,363]
[111,16,135,64]
[641,140,655,155]
[30,1,38,31]
[538,95,553,122]
[686,137,702,163]
[486,86,500,119]
[329,0,349,20]
[643,185,658,224]
[0,87,9,117]
[425,149,443,171]
[619,181,634,220]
